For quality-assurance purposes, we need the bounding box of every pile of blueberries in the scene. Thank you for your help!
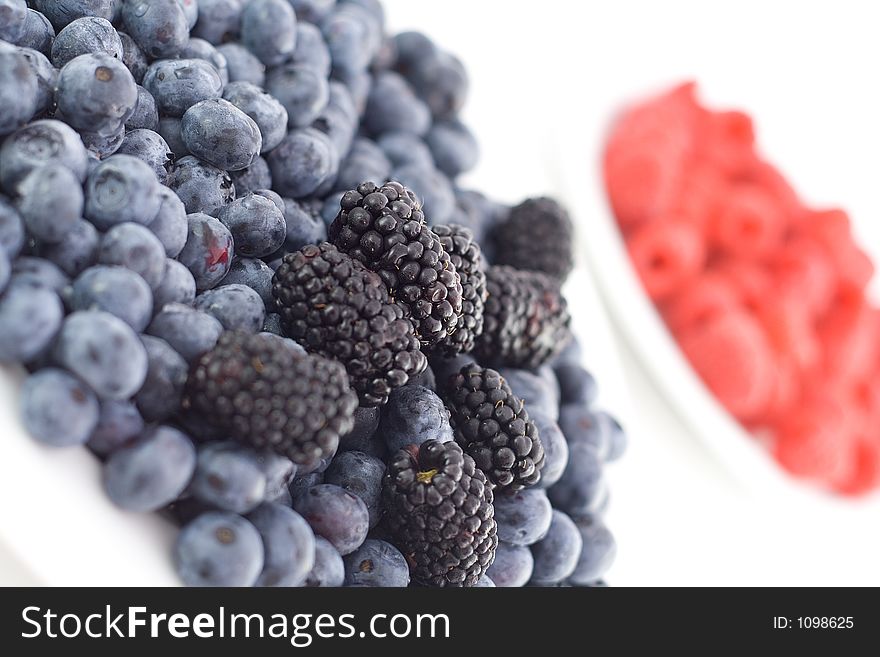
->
[0,0,622,587]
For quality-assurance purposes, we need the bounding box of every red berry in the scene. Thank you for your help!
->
[708,183,785,258]
[627,221,705,302]
[663,273,739,334]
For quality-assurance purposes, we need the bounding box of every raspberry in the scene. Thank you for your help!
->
[773,394,850,483]
[627,221,705,302]
[816,290,880,385]
[708,183,785,258]
[770,235,836,319]
[662,273,740,335]
[832,437,880,497]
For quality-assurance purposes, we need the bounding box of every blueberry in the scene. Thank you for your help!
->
[529,510,582,585]
[143,58,223,118]
[166,156,235,216]
[192,0,244,45]
[531,412,568,490]
[604,413,628,462]
[9,256,69,293]
[97,222,166,289]
[321,4,380,75]
[136,334,188,422]
[0,1,29,43]
[115,129,172,184]
[425,119,479,178]
[176,0,198,28]
[87,400,144,456]
[85,154,163,229]
[21,368,99,447]
[303,536,345,587]
[147,303,223,363]
[486,542,533,588]
[281,197,326,251]
[406,50,469,120]
[124,85,159,131]
[149,187,189,258]
[0,42,38,136]
[0,282,62,362]
[12,9,55,56]
[156,116,189,158]
[334,67,370,115]
[70,265,154,331]
[194,284,266,333]
[338,406,382,455]
[249,449,296,500]
[364,72,431,136]
[178,212,235,290]
[547,441,606,518]
[248,502,316,587]
[220,257,274,306]
[0,197,25,257]
[391,163,455,225]
[334,137,391,193]
[267,128,337,199]
[240,0,297,66]
[266,63,329,129]
[379,385,453,453]
[79,124,125,158]
[121,0,189,59]
[54,310,148,399]
[261,312,283,335]
[222,81,288,153]
[155,258,197,309]
[54,53,137,137]
[228,156,272,197]
[118,31,147,83]
[15,163,83,243]
[312,81,357,156]
[293,483,369,555]
[474,574,496,587]
[17,46,56,115]
[50,16,121,68]
[175,511,264,586]
[289,471,323,504]
[290,21,331,76]
[191,442,268,514]
[0,250,8,293]
[181,98,262,172]
[494,488,553,546]
[215,42,265,87]
[499,368,559,422]
[454,188,506,247]
[558,405,611,460]
[569,517,616,585]
[343,539,409,587]
[32,1,117,31]
[289,0,335,24]
[323,451,385,528]
[556,363,598,407]
[218,193,285,258]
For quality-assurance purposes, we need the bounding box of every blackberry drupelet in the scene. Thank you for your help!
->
[444,363,545,491]
[491,197,574,281]
[184,331,358,467]
[431,224,486,355]
[271,242,426,406]
[328,181,463,347]
[383,439,497,587]
[475,266,572,369]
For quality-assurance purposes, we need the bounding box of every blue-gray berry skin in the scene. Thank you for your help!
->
[32,0,117,31]
[97,222,166,289]
[569,517,616,586]
[9,256,69,293]
[0,42,38,137]
[124,85,159,131]
[391,163,455,225]
[115,129,172,184]
[194,284,266,333]
[85,155,162,229]
[250,449,296,500]
[474,574,496,587]
[191,442,268,514]
[289,471,323,506]
[377,131,435,170]
[87,399,144,456]
[282,197,326,251]
[71,265,153,331]
[54,310,148,399]
[343,539,410,587]
[531,412,568,490]
[177,0,198,28]
[321,4,380,75]
[175,511,264,587]
[222,81,288,153]
[0,282,62,363]
[425,119,479,178]
[558,405,610,460]
[303,536,344,587]
[166,156,235,216]
[494,488,553,547]
[178,212,234,290]
[267,128,337,199]
[380,385,454,454]
[365,72,431,137]
[290,21,330,76]
[335,67,371,116]
[499,368,559,422]
[215,42,264,87]
[181,37,229,85]
[181,98,262,171]
[266,63,329,129]
[486,541,533,588]
[21,367,100,447]
[0,1,29,43]
[54,53,137,137]
[408,364,437,391]
[228,156,272,197]
[17,46,56,116]
[0,249,8,293]
[555,362,598,408]
[79,124,125,158]
[261,312,283,336]
[220,257,274,306]
[529,510,583,585]
[323,451,385,528]
[149,187,188,258]
[293,483,369,556]
[16,163,83,243]
[334,137,391,194]
[50,16,121,68]
[604,412,628,462]
[192,0,244,45]
[156,116,189,158]
[547,441,606,519]
[218,193,285,258]
[248,502,316,587]
[154,257,196,309]
[136,334,188,422]
[289,0,335,24]
[104,425,196,512]
[143,58,223,118]
[121,0,189,59]
[312,81,357,158]
[13,10,55,56]
[0,197,25,257]
[118,31,147,83]
[240,0,297,66]
[147,303,223,363]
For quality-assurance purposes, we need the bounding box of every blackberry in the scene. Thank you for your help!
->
[184,331,358,468]
[431,224,486,355]
[443,363,545,491]
[383,439,497,587]
[272,242,426,406]
[328,181,463,347]
[475,266,572,369]
[491,197,574,281]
